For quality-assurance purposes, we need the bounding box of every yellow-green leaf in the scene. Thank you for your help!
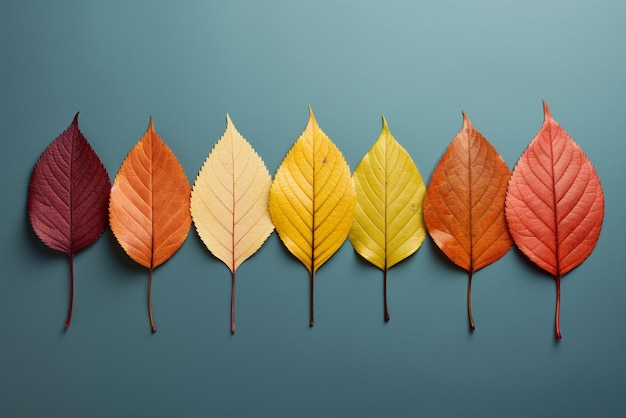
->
[348,116,426,321]
[269,107,356,326]
[190,114,274,334]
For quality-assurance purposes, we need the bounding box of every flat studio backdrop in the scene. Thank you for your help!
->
[1,1,624,417]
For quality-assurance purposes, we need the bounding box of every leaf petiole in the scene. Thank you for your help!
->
[310,270,315,327]
[65,253,74,329]
[149,267,156,333]
[231,270,236,334]
[555,275,562,339]
[383,269,389,322]
[467,270,475,332]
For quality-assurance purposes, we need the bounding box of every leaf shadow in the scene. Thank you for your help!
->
[24,213,72,335]
[509,246,555,283]
[350,247,376,271]
[23,211,61,261]
[426,235,467,278]
[103,228,146,282]
[270,232,310,272]
[508,246,562,346]
[189,226,220,262]
[425,237,485,336]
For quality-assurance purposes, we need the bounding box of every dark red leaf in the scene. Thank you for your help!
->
[27,113,111,328]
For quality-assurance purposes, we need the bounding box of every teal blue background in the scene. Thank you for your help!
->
[1,1,625,417]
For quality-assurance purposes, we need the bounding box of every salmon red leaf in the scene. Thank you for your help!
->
[505,101,604,339]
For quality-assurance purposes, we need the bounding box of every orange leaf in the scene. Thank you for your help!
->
[109,118,191,332]
[506,101,604,339]
[423,112,512,331]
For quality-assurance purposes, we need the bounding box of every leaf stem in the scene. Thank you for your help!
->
[467,270,475,332]
[65,253,74,329]
[310,270,315,327]
[231,270,236,334]
[149,267,156,333]
[555,275,562,339]
[383,269,390,322]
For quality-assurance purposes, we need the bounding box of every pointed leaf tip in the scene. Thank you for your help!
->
[542,100,551,118]
[308,106,317,124]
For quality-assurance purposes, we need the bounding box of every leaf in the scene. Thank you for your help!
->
[423,112,512,331]
[109,118,191,332]
[190,114,274,334]
[269,107,356,326]
[348,116,426,321]
[27,113,111,329]
[505,101,604,339]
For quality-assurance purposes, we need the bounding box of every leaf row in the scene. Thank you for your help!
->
[27,102,604,339]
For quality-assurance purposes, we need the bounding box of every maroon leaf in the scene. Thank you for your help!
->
[27,113,111,328]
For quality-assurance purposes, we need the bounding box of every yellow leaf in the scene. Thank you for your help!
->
[190,114,274,333]
[269,107,356,326]
[348,116,426,321]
